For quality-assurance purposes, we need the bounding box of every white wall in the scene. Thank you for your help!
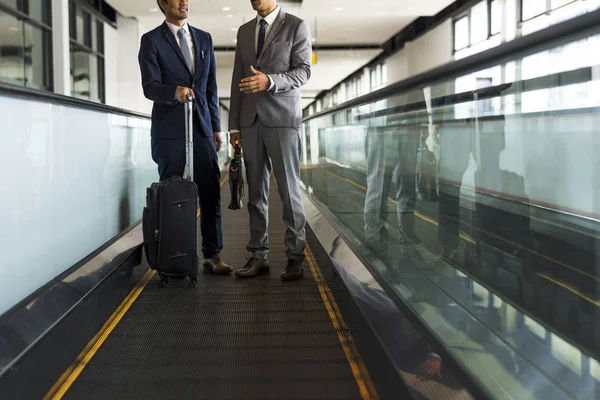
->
[386,19,454,85]
[116,16,152,114]
[103,16,153,114]
[406,19,454,76]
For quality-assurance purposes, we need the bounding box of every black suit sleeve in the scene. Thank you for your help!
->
[138,33,179,105]
[206,33,221,133]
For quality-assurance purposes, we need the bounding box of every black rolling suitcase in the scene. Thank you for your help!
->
[142,96,198,286]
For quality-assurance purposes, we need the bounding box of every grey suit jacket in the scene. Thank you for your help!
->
[229,9,312,130]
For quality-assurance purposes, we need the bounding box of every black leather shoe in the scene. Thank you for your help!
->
[235,258,270,277]
[281,259,304,281]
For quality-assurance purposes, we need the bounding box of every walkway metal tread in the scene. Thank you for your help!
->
[62,177,364,400]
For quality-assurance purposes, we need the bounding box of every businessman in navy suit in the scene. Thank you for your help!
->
[138,0,232,274]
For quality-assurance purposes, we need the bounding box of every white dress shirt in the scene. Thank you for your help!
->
[255,6,280,53]
[166,21,195,74]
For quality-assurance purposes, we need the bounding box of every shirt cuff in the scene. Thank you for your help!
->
[267,75,275,91]
[230,129,240,133]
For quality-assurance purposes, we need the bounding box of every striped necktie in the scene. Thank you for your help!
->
[177,28,193,73]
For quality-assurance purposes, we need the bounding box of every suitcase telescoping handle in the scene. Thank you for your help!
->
[183,94,194,182]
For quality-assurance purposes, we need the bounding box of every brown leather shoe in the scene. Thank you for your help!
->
[203,254,233,274]
[281,259,304,281]
[235,258,270,277]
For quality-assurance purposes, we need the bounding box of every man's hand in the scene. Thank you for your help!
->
[214,132,223,152]
[419,357,442,381]
[175,86,195,103]
[239,66,270,94]
[230,132,242,149]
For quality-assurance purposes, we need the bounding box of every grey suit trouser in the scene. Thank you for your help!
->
[241,119,306,261]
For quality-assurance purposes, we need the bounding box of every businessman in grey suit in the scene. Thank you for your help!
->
[229,0,312,280]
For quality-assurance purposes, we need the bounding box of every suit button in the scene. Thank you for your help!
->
[192,84,196,88]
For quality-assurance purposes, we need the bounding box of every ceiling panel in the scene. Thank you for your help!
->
[107,0,455,46]
[107,0,454,100]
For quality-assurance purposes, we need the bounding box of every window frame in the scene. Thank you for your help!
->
[519,0,578,22]
[452,0,500,53]
[0,0,54,91]
[69,0,105,103]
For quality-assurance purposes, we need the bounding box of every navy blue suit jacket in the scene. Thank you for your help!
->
[138,22,220,139]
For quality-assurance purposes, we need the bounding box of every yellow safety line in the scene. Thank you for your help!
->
[325,170,598,283]
[47,175,229,399]
[220,174,229,188]
[305,244,379,400]
[537,273,600,307]
[43,269,156,400]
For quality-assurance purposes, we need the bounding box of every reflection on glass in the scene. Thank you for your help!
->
[24,23,50,90]
[0,92,156,373]
[0,10,52,90]
[89,53,99,102]
[75,8,91,47]
[0,0,20,11]
[71,46,90,98]
[0,10,25,86]
[301,27,600,400]
[28,0,52,26]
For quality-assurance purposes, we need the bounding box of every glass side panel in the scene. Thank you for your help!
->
[0,95,155,319]
[301,29,600,400]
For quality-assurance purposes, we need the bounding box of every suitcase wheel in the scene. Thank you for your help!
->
[161,275,169,287]
[190,278,198,287]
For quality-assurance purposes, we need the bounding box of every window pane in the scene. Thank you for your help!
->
[71,45,90,98]
[24,23,51,90]
[470,1,488,44]
[29,0,52,26]
[370,69,377,90]
[522,0,547,20]
[551,0,574,9]
[0,0,22,12]
[76,8,84,42]
[76,8,91,46]
[0,11,25,86]
[491,0,502,35]
[89,53,98,101]
[454,17,469,50]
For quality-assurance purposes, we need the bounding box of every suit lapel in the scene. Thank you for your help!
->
[190,27,201,78]
[258,10,286,63]
[160,22,191,76]
[247,19,258,66]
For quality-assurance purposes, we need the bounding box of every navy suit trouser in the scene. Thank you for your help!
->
[151,133,223,259]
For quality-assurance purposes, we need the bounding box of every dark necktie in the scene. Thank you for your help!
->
[256,19,267,59]
[177,28,193,73]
